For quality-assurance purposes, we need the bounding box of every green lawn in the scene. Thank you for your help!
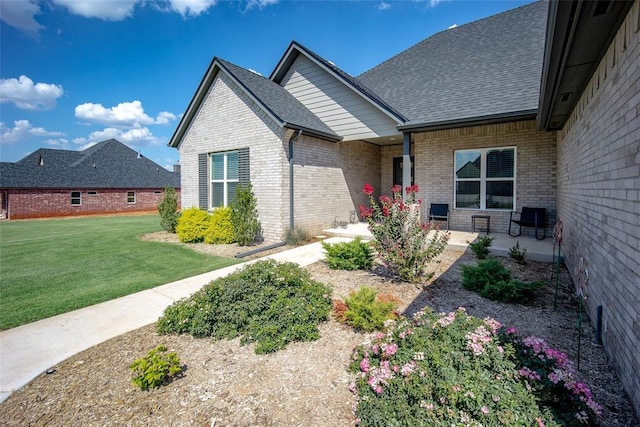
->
[0,214,240,330]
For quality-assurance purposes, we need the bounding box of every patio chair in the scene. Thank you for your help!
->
[428,203,449,230]
[509,207,547,240]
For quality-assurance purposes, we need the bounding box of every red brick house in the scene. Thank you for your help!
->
[0,139,180,220]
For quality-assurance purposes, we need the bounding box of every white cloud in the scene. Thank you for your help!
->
[73,125,160,148]
[0,120,65,144]
[244,0,278,11]
[0,76,64,110]
[0,0,44,34]
[429,0,445,6]
[75,100,176,127]
[377,2,391,11]
[448,24,458,29]
[168,0,217,16]
[51,0,138,21]
[45,138,71,149]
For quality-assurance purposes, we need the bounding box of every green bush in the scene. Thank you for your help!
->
[204,207,235,244]
[230,184,262,246]
[157,186,179,233]
[350,308,601,426]
[468,235,494,259]
[285,226,311,246]
[509,241,527,264]
[176,207,210,243]
[461,259,542,303]
[157,260,332,354]
[322,237,374,271]
[129,345,182,391]
[340,286,398,331]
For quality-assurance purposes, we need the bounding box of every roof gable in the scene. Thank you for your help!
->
[169,57,340,149]
[357,0,548,130]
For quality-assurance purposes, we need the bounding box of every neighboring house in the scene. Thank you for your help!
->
[0,139,180,220]
[169,0,638,414]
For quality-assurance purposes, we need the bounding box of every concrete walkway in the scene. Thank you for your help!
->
[0,237,350,404]
[0,228,555,404]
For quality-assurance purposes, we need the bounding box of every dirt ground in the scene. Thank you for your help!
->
[0,233,637,426]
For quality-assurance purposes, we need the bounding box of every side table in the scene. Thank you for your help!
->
[472,215,490,234]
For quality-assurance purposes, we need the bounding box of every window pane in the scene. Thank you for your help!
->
[211,154,224,180]
[212,183,224,207]
[456,181,480,208]
[487,149,514,178]
[486,181,513,209]
[227,151,239,180]
[455,151,481,179]
[227,182,238,205]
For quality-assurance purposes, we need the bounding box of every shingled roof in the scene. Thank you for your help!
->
[357,0,548,130]
[0,139,180,189]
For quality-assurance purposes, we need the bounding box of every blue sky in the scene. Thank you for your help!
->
[1,0,532,170]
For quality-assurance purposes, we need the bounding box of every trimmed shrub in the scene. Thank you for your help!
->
[338,286,399,331]
[129,345,182,391]
[468,235,494,259]
[157,260,332,354]
[322,237,374,271]
[157,186,179,233]
[461,259,542,303]
[204,207,235,244]
[176,207,210,243]
[230,183,262,246]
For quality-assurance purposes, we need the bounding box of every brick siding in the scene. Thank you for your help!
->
[381,120,557,234]
[5,188,178,220]
[556,2,640,416]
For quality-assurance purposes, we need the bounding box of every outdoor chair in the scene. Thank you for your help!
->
[509,207,547,240]
[428,203,449,230]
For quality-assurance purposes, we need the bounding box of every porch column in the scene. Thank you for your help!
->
[402,132,412,201]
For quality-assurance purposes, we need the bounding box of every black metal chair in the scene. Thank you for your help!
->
[509,207,547,240]
[428,203,449,230]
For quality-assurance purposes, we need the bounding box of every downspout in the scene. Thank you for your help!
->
[289,129,303,230]
[234,128,302,259]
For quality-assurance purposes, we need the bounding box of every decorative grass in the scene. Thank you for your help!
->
[0,214,240,330]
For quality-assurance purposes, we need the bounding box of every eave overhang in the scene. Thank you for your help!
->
[397,110,537,134]
[537,0,633,131]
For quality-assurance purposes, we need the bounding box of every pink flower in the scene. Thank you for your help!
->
[392,184,402,194]
[382,207,389,216]
[481,406,489,415]
[406,185,419,194]
[363,184,374,196]
[536,417,545,427]
[359,204,373,219]
[360,357,370,373]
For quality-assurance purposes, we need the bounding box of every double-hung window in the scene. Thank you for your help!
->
[210,151,239,208]
[71,191,81,206]
[454,147,515,210]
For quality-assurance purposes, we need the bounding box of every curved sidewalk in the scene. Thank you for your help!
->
[0,238,348,404]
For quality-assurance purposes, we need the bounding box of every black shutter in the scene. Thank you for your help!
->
[198,153,208,209]
[238,147,250,185]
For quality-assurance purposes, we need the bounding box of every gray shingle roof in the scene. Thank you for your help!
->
[216,58,340,140]
[357,1,547,129]
[0,139,180,189]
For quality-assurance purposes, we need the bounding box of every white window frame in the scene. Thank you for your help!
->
[71,191,81,206]
[127,191,136,204]
[210,151,239,209]
[454,147,516,211]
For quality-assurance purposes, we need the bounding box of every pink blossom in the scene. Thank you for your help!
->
[360,357,370,373]
[363,183,374,196]
[481,406,489,415]
[392,184,402,194]
[536,417,546,427]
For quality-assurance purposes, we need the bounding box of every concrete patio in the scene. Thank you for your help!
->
[323,222,558,262]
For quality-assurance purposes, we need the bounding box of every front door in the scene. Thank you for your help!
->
[393,156,414,188]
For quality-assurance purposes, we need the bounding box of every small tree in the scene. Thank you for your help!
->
[360,184,449,282]
[230,183,261,246]
[157,186,179,233]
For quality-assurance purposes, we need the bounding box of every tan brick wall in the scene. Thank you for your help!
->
[390,121,557,233]
[178,73,288,242]
[6,188,175,219]
[292,133,380,235]
[556,2,640,415]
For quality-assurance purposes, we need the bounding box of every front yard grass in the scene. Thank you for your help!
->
[0,214,240,330]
